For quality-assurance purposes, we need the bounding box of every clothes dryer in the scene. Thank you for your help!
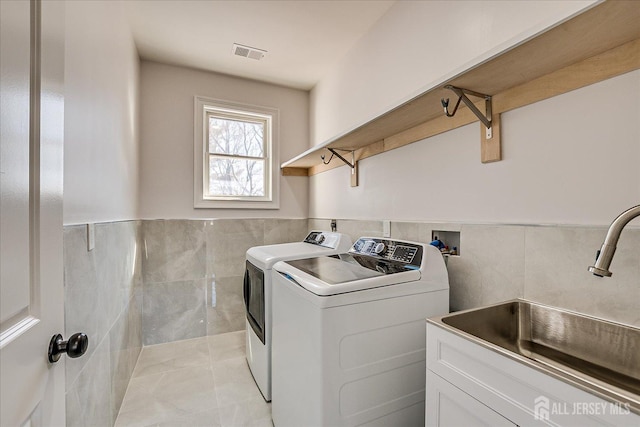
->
[244,230,352,401]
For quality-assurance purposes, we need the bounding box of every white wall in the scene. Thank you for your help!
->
[310,70,640,226]
[63,1,140,225]
[138,61,309,219]
[310,0,595,147]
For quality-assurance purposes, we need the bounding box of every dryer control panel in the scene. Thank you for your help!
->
[303,231,347,249]
[350,238,423,268]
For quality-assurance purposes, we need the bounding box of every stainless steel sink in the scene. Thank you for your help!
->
[429,299,640,414]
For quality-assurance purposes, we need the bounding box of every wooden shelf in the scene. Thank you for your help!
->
[282,0,640,177]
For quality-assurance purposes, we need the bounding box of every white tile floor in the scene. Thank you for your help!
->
[115,330,272,427]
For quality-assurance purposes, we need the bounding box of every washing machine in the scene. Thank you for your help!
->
[244,230,352,401]
[271,237,449,427]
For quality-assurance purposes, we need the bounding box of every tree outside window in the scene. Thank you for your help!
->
[207,115,266,198]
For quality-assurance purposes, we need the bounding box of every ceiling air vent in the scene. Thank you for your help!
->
[232,43,267,61]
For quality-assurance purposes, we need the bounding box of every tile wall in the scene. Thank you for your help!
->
[309,219,640,327]
[140,218,308,345]
[63,218,307,425]
[63,217,638,426]
[64,221,143,427]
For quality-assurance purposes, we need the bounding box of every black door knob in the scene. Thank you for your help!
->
[48,332,88,363]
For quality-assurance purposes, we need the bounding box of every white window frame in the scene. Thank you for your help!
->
[194,96,279,209]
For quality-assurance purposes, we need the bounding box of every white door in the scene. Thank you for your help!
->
[0,0,66,425]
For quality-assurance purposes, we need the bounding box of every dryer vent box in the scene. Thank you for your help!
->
[233,43,267,60]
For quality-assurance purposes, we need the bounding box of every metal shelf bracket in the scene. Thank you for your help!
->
[321,148,359,186]
[441,85,493,139]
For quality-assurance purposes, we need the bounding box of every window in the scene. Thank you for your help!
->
[194,97,279,209]
[206,112,267,198]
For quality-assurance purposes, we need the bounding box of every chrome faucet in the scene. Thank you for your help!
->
[588,204,640,277]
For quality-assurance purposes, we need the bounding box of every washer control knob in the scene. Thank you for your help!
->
[315,234,325,244]
[373,242,386,254]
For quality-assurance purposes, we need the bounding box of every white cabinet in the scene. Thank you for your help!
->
[426,323,640,427]
[426,370,515,427]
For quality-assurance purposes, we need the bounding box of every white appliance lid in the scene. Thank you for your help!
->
[247,242,342,269]
[246,231,352,269]
[287,256,383,283]
[274,256,421,296]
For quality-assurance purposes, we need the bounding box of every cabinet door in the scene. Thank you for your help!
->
[426,371,515,427]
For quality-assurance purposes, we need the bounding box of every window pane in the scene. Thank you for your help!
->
[208,156,265,197]
[209,116,264,157]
